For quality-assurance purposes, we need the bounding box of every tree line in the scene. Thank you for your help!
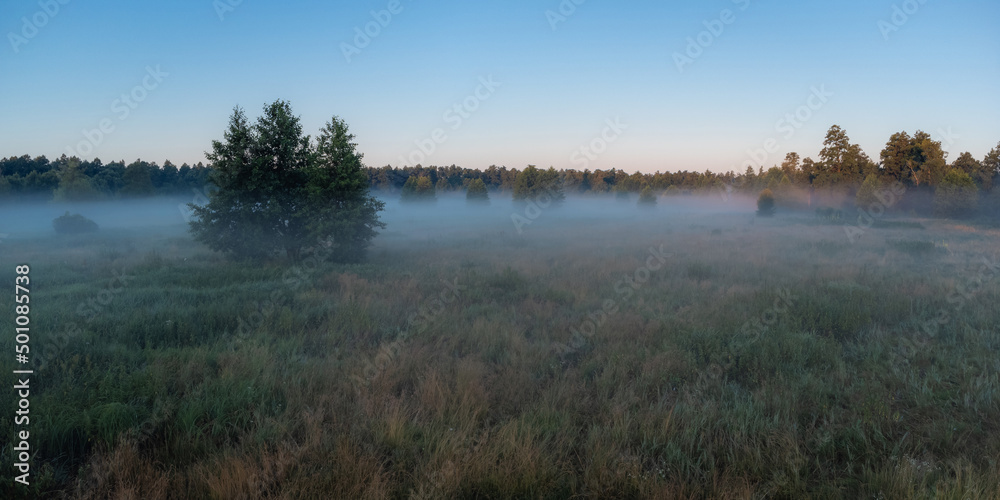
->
[366,126,1000,197]
[3,124,998,205]
[0,155,212,201]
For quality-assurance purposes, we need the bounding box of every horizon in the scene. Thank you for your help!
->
[2,1,998,174]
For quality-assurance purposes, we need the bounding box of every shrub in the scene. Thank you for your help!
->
[53,212,99,234]
[757,189,776,217]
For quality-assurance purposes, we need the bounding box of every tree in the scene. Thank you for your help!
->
[933,169,978,218]
[984,142,1000,191]
[401,175,435,202]
[189,100,384,261]
[306,116,387,262]
[880,131,913,183]
[53,158,101,201]
[911,131,948,187]
[513,165,565,205]
[757,189,775,217]
[466,178,489,204]
[818,125,873,186]
[952,152,988,191]
[121,160,155,197]
[637,185,656,208]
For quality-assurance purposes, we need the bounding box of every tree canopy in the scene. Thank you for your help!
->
[188,100,384,262]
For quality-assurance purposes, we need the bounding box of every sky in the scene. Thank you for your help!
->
[1,0,998,174]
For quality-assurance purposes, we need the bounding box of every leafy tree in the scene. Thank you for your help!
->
[513,165,565,205]
[53,158,101,201]
[121,160,155,197]
[637,185,656,208]
[933,169,978,218]
[880,131,913,183]
[984,143,1000,192]
[757,189,775,217]
[818,125,872,186]
[466,178,489,204]
[306,116,387,262]
[911,131,949,187]
[190,100,384,261]
[401,175,436,202]
[952,152,988,191]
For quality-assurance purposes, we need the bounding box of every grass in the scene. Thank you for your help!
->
[1,208,998,499]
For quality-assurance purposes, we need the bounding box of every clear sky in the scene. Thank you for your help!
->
[2,0,998,174]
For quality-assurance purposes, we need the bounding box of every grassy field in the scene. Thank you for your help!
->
[2,198,999,499]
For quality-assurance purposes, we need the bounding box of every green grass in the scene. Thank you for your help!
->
[1,213,998,499]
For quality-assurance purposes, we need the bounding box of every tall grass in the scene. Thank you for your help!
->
[0,212,998,498]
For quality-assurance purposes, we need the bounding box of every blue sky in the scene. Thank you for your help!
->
[2,0,998,174]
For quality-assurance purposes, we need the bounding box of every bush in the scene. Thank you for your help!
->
[757,189,776,217]
[53,212,99,234]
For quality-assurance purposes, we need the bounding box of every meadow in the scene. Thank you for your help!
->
[1,195,999,499]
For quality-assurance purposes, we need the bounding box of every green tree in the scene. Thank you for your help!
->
[401,175,436,202]
[53,158,101,201]
[911,131,948,187]
[305,116,386,262]
[0,174,11,197]
[933,169,978,218]
[984,142,1000,191]
[190,100,383,261]
[121,160,155,197]
[757,189,775,217]
[952,151,988,190]
[818,125,872,186]
[513,165,565,205]
[466,178,489,204]
[637,185,656,208]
